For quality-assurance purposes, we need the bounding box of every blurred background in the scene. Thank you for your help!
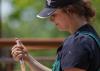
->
[0,0,100,71]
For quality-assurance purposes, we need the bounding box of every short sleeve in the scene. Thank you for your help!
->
[61,34,95,70]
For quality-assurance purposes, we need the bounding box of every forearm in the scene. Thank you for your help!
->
[25,54,52,71]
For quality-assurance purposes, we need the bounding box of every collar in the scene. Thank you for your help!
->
[75,24,97,35]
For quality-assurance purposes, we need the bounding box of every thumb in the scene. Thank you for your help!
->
[16,38,28,52]
[15,38,23,46]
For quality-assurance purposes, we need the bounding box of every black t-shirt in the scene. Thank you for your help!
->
[57,24,100,71]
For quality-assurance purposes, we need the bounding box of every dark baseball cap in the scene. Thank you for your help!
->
[37,0,79,18]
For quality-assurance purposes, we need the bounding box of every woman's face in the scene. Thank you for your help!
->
[50,9,71,31]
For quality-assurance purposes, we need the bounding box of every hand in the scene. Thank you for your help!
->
[11,39,28,61]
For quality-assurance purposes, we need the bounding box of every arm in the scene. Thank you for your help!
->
[25,54,52,71]
[11,39,52,71]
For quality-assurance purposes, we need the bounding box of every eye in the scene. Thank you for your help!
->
[50,13,57,21]
[51,13,57,18]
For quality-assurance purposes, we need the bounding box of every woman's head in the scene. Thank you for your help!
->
[49,8,89,32]
[37,0,95,33]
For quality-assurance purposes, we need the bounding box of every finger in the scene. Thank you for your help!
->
[12,38,21,51]
[16,39,25,50]
[12,44,24,52]
[16,54,23,60]
[15,38,27,52]
[13,51,23,58]
[11,44,23,52]
[17,42,28,53]
[11,45,18,51]
[11,47,22,56]
[16,38,23,46]
[13,54,23,61]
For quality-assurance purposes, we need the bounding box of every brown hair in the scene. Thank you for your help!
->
[61,0,95,22]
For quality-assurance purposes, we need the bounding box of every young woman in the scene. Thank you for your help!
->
[11,0,100,71]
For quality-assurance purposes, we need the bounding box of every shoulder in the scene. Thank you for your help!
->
[73,33,97,50]
[64,33,95,47]
[73,33,95,45]
[62,32,96,52]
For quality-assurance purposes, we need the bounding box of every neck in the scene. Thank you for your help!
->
[69,15,88,34]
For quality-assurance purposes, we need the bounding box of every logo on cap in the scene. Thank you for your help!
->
[47,0,52,5]
[47,0,55,6]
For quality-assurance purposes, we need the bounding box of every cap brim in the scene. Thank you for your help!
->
[37,8,56,19]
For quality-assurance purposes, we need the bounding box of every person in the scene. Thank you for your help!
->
[11,0,100,71]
